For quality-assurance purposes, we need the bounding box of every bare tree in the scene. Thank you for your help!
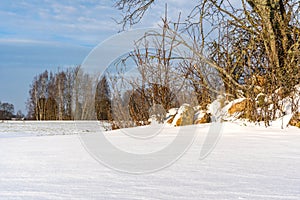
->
[72,67,98,120]
[114,0,155,29]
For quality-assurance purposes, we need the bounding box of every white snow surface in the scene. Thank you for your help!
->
[0,121,300,200]
[166,108,178,117]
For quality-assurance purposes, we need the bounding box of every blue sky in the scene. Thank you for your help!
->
[0,0,195,114]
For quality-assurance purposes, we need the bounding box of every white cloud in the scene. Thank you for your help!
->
[0,0,119,46]
[0,38,56,45]
[0,0,199,47]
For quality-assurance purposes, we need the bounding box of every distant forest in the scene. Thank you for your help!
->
[0,101,24,120]
[26,66,113,121]
[26,67,79,120]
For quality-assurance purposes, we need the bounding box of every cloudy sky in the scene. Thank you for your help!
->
[0,0,195,114]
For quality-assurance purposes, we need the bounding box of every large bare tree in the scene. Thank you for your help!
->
[114,0,300,124]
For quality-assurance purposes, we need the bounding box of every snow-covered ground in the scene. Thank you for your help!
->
[0,121,299,200]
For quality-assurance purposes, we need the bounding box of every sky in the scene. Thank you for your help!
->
[0,0,196,114]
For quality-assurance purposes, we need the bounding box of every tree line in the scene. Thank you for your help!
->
[26,64,180,126]
[0,101,24,120]
[0,101,14,120]
[26,66,114,121]
[27,67,78,120]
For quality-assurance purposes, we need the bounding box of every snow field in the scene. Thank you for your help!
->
[0,121,299,199]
